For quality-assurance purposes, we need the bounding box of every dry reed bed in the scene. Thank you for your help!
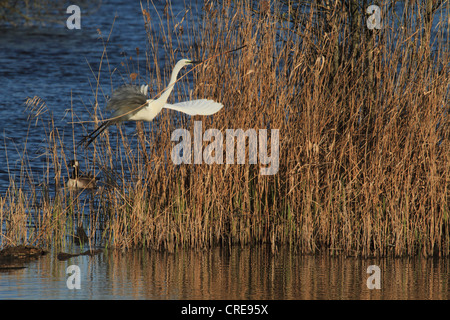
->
[1,1,449,257]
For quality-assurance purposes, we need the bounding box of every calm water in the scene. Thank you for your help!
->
[1,246,449,300]
[1,2,449,300]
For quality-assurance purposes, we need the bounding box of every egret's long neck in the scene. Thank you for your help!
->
[159,61,186,103]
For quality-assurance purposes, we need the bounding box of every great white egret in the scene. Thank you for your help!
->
[66,160,97,189]
[79,59,223,147]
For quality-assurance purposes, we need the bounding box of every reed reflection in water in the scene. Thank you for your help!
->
[1,246,448,299]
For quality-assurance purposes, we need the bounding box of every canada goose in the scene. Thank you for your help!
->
[67,160,97,189]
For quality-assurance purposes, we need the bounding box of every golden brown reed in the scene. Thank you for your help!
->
[1,1,449,257]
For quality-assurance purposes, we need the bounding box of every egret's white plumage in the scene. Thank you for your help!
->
[164,100,223,116]
[80,59,223,147]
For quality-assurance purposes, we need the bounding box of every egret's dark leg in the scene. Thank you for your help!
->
[78,120,111,148]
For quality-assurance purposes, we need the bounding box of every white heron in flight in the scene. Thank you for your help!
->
[79,59,223,147]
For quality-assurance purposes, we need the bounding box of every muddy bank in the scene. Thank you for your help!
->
[0,245,48,270]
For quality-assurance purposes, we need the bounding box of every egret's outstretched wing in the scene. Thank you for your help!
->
[163,99,223,116]
[106,85,147,120]
[140,84,148,96]
[79,85,148,148]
